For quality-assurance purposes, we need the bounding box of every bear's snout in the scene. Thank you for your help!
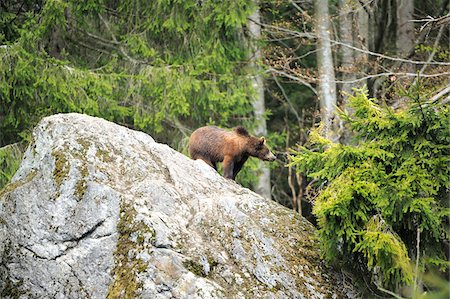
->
[264,151,276,161]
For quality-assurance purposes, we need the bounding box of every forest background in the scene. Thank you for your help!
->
[1,0,449,297]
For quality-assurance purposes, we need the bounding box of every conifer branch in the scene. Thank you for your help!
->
[98,14,141,65]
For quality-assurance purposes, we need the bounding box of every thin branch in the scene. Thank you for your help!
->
[268,68,318,95]
[7,1,26,25]
[272,73,303,124]
[66,36,117,57]
[295,171,303,215]
[375,283,407,299]
[412,13,450,30]
[165,117,191,138]
[72,25,121,47]
[330,39,450,66]
[288,0,306,15]
[428,85,450,103]
[260,21,450,67]
[417,24,446,77]
[333,71,450,84]
[259,21,315,39]
[271,66,450,85]
[98,14,141,65]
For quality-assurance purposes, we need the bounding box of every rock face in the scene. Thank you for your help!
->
[0,114,355,299]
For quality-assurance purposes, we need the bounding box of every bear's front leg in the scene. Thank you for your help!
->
[223,156,235,180]
[232,156,248,179]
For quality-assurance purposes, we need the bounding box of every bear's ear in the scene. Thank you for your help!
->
[234,126,249,136]
[259,137,265,145]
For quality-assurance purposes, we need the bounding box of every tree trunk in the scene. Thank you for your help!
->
[315,0,338,140]
[355,0,370,87]
[248,6,272,200]
[396,0,415,58]
[338,0,359,143]
[394,0,415,106]
[339,0,356,99]
[396,0,415,79]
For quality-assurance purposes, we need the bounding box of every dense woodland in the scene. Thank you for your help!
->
[1,0,449,297]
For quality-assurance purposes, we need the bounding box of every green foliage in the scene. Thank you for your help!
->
[0,44,131,145]
[0,0,263,192]
[0,0,257,149]
[0,142,26,189]
[290,89,450,289]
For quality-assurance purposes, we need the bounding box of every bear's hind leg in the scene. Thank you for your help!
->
[195,156,217,170]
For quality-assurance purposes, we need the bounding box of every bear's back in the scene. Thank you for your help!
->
[188,126,235,162]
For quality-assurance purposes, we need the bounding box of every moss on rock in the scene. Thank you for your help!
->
[0,277,25,299]
[74,164,88,200]
[52,150,70,188]
[183,259,207,277]
[107,202,154,299]
[0,170,37,199]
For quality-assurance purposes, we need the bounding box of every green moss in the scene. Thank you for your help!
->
[0,277,25,299]
[0,242,26,298]
[96,148,114,163]
[74,165,88,200]
[182,255,219,278]
[271,281,283,292]
[76,138,92,152]
[183,259,206,277]
[52,150,70,188]
[51,139,94,201]
[0,170,37,199]
[207,257,219,270]
[73,138,94,200]
[0,142,27,190]
[107,203,154,299]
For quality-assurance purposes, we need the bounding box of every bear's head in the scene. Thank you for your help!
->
[248,137,276,161]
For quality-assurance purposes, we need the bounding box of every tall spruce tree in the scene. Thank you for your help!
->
[290,88,450,294]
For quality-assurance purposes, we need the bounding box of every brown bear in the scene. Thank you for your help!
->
[188,126,276,180]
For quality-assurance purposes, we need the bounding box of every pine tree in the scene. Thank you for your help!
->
[290,88,450,292]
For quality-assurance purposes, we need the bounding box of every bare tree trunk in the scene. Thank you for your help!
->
[355,0,370,87]
[338,0,358,143]
[395,0,415,106]
[396,0,415,59]
[248,6,272,200]
[315,0,338,140]
[339,0,356,99]
[396,0,415,80]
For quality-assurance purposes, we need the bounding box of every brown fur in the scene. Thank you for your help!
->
[188,126,276,180]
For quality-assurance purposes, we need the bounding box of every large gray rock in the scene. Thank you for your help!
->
[0,114,356,298]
